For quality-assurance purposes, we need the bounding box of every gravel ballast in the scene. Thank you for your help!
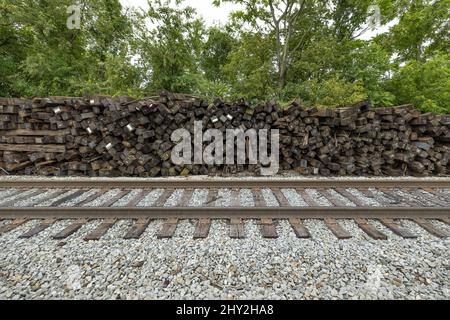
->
[0,219,448,300]
[0,175,448,300]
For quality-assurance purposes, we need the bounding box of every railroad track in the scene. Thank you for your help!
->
[0,178,449,241]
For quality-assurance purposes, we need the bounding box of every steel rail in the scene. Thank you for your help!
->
[0,206,449,219]
[0,178,450,189]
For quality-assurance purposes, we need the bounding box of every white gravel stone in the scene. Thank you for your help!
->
[305,189,332,206]
[346,188,381,206]
[112,189,142,207]
[13,189,60,207]
[83,189,122,207]
[328,189,356,206]
[281,188,308,206]
[0,189,19,200]
[36,189,80,207]
[164,189,183,207]
[395,189,437,207]
[216,189,231,207]
[188,189,208,207]
[60,189,100,207]
[368,188,400,206]
[239,189,254,207]
[0,188,38,206]
[0,218,448,299]
[137,189,163,207]
[261,189,279,207]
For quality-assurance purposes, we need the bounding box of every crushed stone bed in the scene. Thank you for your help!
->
[0,219,448,300]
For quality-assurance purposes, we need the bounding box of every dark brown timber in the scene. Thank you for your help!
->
[157,218,178,239]
[84,219,116,241]
[123,218,151,239]
[52,219,87,239]
[379,218,418,239]
[354,218,387,240]
[229,218,245,239]
[324,218,352,239]
[193,218,211,239]
[289,218,311,238]
[259,218,278,238]
[19,218,56,238]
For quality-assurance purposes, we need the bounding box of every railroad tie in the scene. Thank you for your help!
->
[229,218,245,239]
[101,190,130,207]
[157,218,179,239]
[422,188,450,204]
[377,188,403,204]
[123,218,151,239]
[252,188,266,207]
[75,191,103,207]
[124,189,149,207]
[52,219,88,240]
[0,218,28,235]
[354,218,387,240]
[413,218,449,238]
[19,218,56,238]
[335,188,366,206]
[439,217,450,226]
[379,218,418,239]
[0,189,22,202]
[32,190,68,206]
[179,189,194,207]
[411,188,448,207]
[84,219,117,241]
[193,218,211,239]
[295,188,318,206]
[319,189,344,207]
[289,218,311,239]
[204,188,219,207]
[271,188,290,207]
[0,189,44,207]
[50,190,85,207]
[154,189,174,207]
[324,218,352,239]
[259,218,278,239]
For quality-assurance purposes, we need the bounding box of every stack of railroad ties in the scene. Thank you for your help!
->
[0,92,449,177]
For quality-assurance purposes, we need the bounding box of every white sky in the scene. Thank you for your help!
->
[120,0,394,39]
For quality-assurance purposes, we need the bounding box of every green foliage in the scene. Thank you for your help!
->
[386,53,450,113]
[379,0,450,63]
[134,0,205,94]
[281,77,367,108]
[201,27,237,82]
[0,0,448,114]
[222,32,276,99]
[0,0,139,97]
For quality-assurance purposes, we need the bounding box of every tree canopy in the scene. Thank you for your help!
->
[0,0,448,113]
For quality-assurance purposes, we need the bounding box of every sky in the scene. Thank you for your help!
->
[119,0,395,40]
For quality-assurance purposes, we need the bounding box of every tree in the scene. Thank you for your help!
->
[0,0,138,97]
[386,53,450,113]
[201,26,237,82]
[222,32,277,99]
[133,0,205,93]
[378,0,449,64]
[214,0,322,90]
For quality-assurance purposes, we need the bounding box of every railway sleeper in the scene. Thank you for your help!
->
[0,217,448,240]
